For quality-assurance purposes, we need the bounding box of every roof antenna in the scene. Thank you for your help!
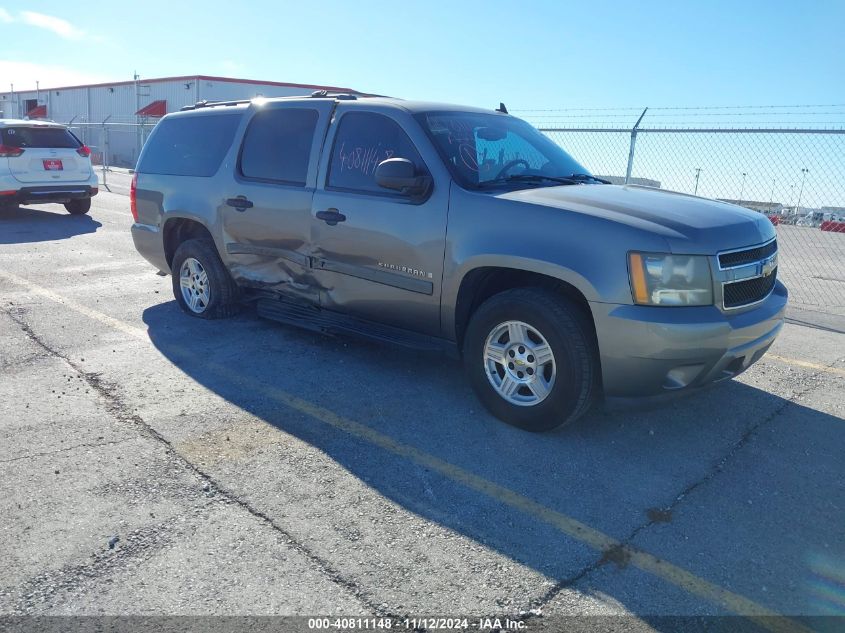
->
[496,102,508,114]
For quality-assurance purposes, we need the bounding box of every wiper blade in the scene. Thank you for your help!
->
[477,174,580,188]
[478,173,611,189]
[566,173,611,184]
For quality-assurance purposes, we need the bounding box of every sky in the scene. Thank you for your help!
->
[2,0,843,208]
[1,0,844,114]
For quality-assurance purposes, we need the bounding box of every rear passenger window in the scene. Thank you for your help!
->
[1,127,81,148]
[239,108,318,185]
[137,113,241,177]
[328,112,426,195]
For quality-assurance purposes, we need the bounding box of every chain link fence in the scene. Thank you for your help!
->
[67,120,157,170]
[60,114,845,315]
[538,125,845,314]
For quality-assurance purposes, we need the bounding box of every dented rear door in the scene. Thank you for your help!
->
[219,100,334,297]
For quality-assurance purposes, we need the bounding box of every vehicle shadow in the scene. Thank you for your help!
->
[0,205,101,244]
[142,301,844,624]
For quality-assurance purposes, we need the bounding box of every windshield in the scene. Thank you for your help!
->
[416,111,590,189]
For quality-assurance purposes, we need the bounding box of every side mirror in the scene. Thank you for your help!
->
[375,158,431,197]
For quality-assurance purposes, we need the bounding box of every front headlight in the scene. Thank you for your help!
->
[628,252,713,306]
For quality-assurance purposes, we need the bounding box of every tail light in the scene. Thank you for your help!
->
[129,173,138,222]
[0,144,24,157]
[76,145,92,157]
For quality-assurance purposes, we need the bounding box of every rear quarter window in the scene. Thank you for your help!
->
[137,113,242,177]
[1,127,81,148]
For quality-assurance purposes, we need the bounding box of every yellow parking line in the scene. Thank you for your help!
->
[0,269,808,633]
[766,354,845,377]
[1,270,146,340]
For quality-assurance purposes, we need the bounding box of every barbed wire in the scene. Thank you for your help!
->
[526,123,845,129]
[513,104,845,113]
[524,112,845,120]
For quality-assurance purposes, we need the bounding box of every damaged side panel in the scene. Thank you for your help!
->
[219,184,316,293]
[216,99,337,301]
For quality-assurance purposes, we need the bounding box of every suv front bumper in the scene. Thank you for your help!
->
[2,185,99,206]
[591,280,788,397]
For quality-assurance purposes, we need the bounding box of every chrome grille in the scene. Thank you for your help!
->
[723,267,778,308]
[718,238,779,310]
[718,239,777,269]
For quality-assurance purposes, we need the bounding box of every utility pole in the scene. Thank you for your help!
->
[693,168,702,195]
[769,178,777,214]
[134,71,141,166]
[796,168,809,215]
[738,172,747,207]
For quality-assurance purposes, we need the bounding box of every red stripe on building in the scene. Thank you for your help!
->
[10,75,359,95]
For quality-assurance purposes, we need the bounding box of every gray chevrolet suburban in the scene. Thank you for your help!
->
[130,93,787,431]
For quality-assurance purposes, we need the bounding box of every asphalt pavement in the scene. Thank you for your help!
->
[0,187,843,632]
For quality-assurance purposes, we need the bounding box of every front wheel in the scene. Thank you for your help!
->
[65,198,91,215]
[171,238,240,319]
[463,288,598,432]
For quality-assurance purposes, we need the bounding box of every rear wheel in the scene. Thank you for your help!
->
[463,287,598,432]
[65,198,91,215]
[0,200,16,213]
[171,238,240,319]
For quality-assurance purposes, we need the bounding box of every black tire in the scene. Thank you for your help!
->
[463,287,598,432]
[171,238,240,319]
[0,200,16,213]
[64,198,91,215]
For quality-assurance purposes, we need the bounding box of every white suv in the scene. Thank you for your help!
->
[0,119,98,215]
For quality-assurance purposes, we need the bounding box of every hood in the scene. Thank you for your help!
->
[501,184,776,254]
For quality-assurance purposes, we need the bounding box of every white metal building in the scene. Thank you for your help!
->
[0,75,361,167]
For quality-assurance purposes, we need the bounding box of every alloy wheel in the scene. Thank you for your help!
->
[483,320,557,406]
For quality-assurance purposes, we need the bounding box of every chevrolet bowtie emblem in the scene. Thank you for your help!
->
[760,254,777,277]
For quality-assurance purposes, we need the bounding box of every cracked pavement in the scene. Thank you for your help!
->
[1,189,844,629]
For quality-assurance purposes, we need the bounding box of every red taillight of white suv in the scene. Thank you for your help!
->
[76,145,92,157]
[0,144,24,157]
[130,172,139,222]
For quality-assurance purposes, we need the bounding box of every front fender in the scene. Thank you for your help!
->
[440,184,667,340]
[440,255,599,341]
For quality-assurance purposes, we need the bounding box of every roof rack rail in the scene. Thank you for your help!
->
[180,99,252,111]
[310,90,357,100]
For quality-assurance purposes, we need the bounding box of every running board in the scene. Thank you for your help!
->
[256,298,459,357]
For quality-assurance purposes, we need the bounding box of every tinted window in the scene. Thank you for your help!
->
[137,113,241,177]
[239,108,318,185]
[328,112,425,194]
[1,127,80,149]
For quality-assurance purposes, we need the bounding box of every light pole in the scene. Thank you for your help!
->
[693,168,702,195]
[796,168,809,214]
[738,172,747,206]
